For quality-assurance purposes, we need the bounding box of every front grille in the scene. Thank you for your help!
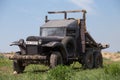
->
[27,45,38,55]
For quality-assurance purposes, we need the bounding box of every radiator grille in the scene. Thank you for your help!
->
[27,46,38,55]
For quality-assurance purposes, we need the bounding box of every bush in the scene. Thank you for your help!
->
[47,65,73,80]
[104,64,120,76]
[0,55,4,59]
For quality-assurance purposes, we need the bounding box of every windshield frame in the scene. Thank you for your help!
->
[40,27,66,37]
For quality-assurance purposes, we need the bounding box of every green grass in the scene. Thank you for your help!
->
[0,54,120,80]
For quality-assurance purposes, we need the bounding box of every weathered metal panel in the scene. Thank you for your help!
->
[41,20,77,28]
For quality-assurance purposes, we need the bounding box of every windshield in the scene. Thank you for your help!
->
[40,27,66,37]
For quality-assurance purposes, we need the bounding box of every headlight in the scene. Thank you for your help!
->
[38,39,42,44]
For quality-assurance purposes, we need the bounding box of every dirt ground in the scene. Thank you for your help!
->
[102,52,120,61]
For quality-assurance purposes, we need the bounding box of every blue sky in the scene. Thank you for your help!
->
[0,0,120,52]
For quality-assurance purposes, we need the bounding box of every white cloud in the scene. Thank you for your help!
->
[69,0,95,14]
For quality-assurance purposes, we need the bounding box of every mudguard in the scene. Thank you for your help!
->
[42,42,60,47]
[42,42,68,63]
[10,39,26,55]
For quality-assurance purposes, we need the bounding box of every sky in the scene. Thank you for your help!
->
[0,0,120,52]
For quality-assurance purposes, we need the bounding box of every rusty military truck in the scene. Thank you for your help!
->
[9,10,108,74]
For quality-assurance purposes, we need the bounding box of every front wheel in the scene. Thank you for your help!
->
[13,60,25,74]
[50,52,63,68]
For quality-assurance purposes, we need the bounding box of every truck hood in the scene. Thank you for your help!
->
[26,36,63,44]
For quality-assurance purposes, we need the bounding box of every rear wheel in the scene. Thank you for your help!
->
[93,52,103,68]
[82,50,94,69]
[50,52,63,68]
[13,60,25,74]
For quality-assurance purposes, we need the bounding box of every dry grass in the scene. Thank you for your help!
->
[102,52,120,61]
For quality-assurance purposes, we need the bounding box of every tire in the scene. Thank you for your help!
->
[93,52,103,68]
[82,50,94,69]
[50,52,63,68]
[13,60,25,74]
[62,37,75,56]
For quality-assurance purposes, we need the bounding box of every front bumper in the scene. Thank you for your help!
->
[8,54,47,60]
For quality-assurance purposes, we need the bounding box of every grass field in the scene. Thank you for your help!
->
[0,53,120,80]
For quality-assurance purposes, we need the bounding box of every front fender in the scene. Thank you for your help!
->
[42,42,60,48]
[10,39,26,55]
[42,42,68,63]
[10,41,20,46]
[10,39,24,46]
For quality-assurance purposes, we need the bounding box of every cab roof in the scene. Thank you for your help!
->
[41,19,78,28]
